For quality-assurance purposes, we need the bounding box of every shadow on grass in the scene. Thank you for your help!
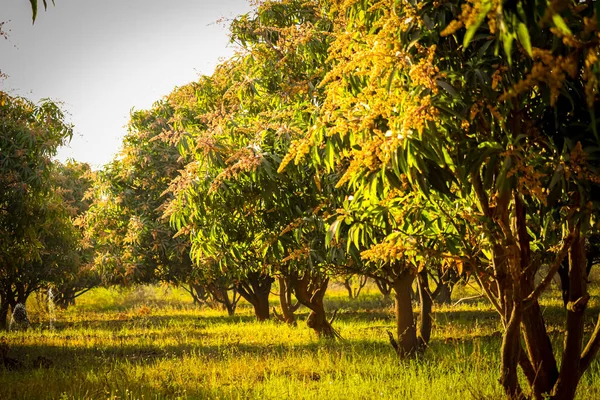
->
[46,313,259,332]
[1,327,512,373]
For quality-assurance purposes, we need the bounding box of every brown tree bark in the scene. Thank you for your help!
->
[209,285,240,316]
[0,299,9,331]
[236,272,274,322]
[289,271,337,338]
[433,281,452,304]
[515,194,558,398]
[500,305,524,399]
[343,275,367,299]
[374,277,392,302]
[392,270,418,357]
[552,230,587,400]
[417,271,432,347]
[276,276,298,325]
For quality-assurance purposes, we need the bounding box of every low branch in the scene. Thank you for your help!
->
[472,262,504,316]
[452,294,484,307]
[329,309,339,325]
[73,287,94,299]
[471,171,490,217]
[523,232,575,308]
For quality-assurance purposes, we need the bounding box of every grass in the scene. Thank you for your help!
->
[1,282,599,399]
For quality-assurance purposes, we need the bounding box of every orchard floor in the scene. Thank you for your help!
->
[1,284,600,400]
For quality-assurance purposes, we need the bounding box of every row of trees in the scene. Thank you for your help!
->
[0,92,97,328]
[4,0,600,399]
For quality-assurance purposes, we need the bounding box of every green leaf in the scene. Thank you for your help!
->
[386,65,398,93]
[516,23,532,56]
[552,14,572,36]
[385,170,403,190]
[326,219,340,247]
[436,80,458,97]
[502,33,514,64]
[29,0,38,23]
[548,165,564,190]
[463,1,492,48]
[29,0,52,23]
[325,140,334,171]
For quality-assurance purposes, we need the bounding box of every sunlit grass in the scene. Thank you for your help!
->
[1,283,599,399]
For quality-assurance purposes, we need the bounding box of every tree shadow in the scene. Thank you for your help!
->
[44,313,258,332]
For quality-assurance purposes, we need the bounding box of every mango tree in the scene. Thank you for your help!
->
[282,0,600,397]
[0,93,73,328]
[167,0,343,332]
[49,160,99,309]
[82,99,241,310]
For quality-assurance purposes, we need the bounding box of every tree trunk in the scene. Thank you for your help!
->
[374,277,392,302]
[392,271,418,357]
[520,301,558,398]
[0,298,9,331]
[514,194,559,399]
[417,271,432,347]
[342,276,367,299]
[210,286,238,316]
[253,290,270,321]
[500,305,524,399]
[55,287,77,309]
[343,278,354,299]
[558,260,570,307]
[305,290,336,338]
[552,230,587,400]
[236,272,273,322]
[289,272,336,338]
[433,281,452,304]
[277,276,297,325]
[187,283,208,305]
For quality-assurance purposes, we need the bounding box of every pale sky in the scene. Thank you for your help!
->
[0,0,252,168]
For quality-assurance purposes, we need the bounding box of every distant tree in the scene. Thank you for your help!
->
[0,93,73,328]
[50,160,99,309]
[83,102,188,282]
[82,98,240,312]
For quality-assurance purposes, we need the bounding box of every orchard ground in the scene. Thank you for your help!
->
[1,282,600,400]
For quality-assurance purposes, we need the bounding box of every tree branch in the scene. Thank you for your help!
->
[523,231,575,308]
[579,313,600,374]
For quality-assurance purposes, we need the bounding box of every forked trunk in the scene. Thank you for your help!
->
[343,276,367,299]
[277,276,297,325]
[210,286,238,316]
[515,194,559,398]
[433,281,452,304]
[343,278,354,299]
[289,272,336,338]
[500,305,524,399]
[305,294,337,338]
[188,283,208,305]
[236,272,274,322]
[552,232,587,400]
[374,277,392,302]
[520,301,558,398]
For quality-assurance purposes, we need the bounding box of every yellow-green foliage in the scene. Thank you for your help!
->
[1,285,599,399]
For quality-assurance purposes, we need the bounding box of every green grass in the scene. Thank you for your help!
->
[1,283,599,399]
